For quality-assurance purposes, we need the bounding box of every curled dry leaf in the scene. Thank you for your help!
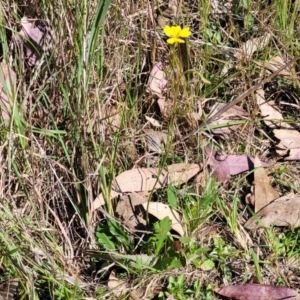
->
[143,129,168,154]
[93,163,201,211]
[245,196,300,230]
[147,62,167,96]
[142,202,185,236]
[0,62,16,124]
[208,102,248,135]
[215,283,300,300]
[253,155,278,212]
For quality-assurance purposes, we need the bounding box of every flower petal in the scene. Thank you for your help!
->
[167,37,185,44]
[179,27,191,38]
[172,26,182,37]
[163,25,174,37]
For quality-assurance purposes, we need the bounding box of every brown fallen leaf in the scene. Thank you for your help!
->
[274,129,300,149]
[143,129,168,154]
[147,62,167,96]
[92,163,201,211]
[142,202,185,236]
[255,88,289,129]
[215,283,300,300]
[235,33,271,60]
[130,284,162,300]
[222,33,271,75]
[107,271,127,297]
[283,148,300,161]
[253,155,278,212]
[145,116,162,127]
[266,55,292,76]
[157,98,166,116]
[156,0,178,28]
[208,102,249,136]
[205,148,267,184]
[102,106,121,134]
[115,192,147,231]
[245,196,300,230]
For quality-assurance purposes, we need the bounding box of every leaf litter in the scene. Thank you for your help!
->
[215,283,300,300]
[252,155,278,212]
[92,163,202,211]
[4,1,300,299]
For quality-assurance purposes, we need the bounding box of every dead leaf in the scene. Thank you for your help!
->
[225,155,255,175]
[205,148,264,184]
[274,129,300,149]
[256,88,289,128]
[222,33,271,74]
[253,155,278,212]
[215,283,300,300]
[245,196,300,230]
[129,289,144,300]
[147,62,167,96]
[145,116,162,127]
[0,62,17,124]
[209,102,249,135]
[13,17,53,67]
[93,163,201,211]
[266,56,291,76]
[142,202,185,236]
[108,271,127,297]
[283,148,300,161]
[115,192,147,230]
[156,1,178,28]
[206,147,230,183]
[130,285,162,300]
[102,106,121,134]
[157,98,166,115]
[235,33,271,60]
[143,129,168,153]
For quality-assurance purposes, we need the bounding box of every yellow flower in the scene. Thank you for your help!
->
[163,25,191,44]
